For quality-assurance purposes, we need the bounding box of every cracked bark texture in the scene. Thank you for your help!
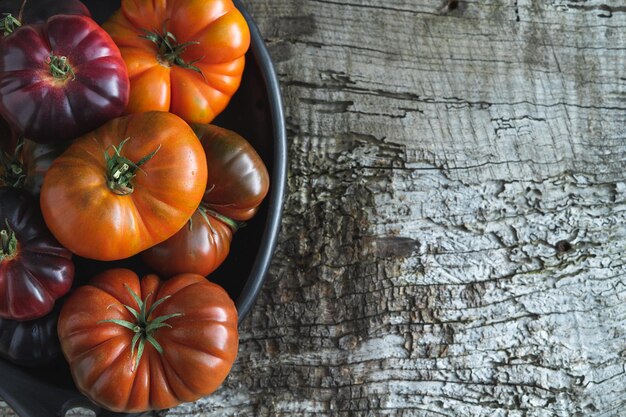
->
[2,0,626,416]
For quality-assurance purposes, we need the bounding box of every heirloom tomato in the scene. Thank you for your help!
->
[0,302,62,366]
[142,206,234,277]
[103,0,250,124]
[40,111,208,261]
[0,187,74,321]
[141,125,268,277]
[58,269,238,413]
[195,124,269,221]
[0,14,129,143]
[0,0,90,36]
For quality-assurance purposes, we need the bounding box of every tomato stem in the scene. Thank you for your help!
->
[47,54,75,81]
[0,13,21,36]
[104,138,161,196]
[196,204,243,233]
[0,220,18,260]
[140,21,205,77]
[17,0,27,22]
[98,284,182,371]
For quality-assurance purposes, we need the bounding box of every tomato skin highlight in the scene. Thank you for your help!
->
[0,14,130,144]
[103,0,250,124]
[0,187,74,321]
[57,269,238,413]
[40,111,208,261]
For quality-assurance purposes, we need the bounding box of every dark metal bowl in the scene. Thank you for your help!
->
[0,1,286,416]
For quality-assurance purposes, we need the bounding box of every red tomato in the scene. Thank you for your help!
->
[58,269,238,412]
[142,207,234,277]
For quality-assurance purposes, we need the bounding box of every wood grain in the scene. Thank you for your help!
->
[2,0,626,416]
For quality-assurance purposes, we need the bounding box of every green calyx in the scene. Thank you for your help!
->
[0,219,18,260]
[47,54,75,81]
[139,21,204,76]
[0,140,26,189]
[189,204,243,233]
[0,13,21,36]
[104,138,161,196]
[203,204,241,231]
[99,284,183,371]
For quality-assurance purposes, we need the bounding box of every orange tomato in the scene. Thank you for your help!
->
[103,0,250,124]
[40,112,207,261]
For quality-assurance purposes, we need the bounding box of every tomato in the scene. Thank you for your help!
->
[0,14,129,143]
[195,124,269,221]
[0,302,62,366]
[58,269,238,413]
[1,139,67,194]
[141,125,268,277]
[0,187,74,321]
[0,0,90,36]
[103,0,250,125]
[142,207,234,277]
[40,111,208,261]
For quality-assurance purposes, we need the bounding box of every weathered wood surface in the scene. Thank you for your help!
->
[3,0,626,416]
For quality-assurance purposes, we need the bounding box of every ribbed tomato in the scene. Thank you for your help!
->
[0,14,129,143]
[0,187,74,321]
[103,0,250,124]
[58,269,238,412]
[40,111,208,261]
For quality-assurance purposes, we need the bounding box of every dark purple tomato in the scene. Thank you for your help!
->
[0,14,129,143]
[0,187,74,320]
[0,301,61,366]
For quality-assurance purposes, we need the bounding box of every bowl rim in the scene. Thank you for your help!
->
[233,0,287,323]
